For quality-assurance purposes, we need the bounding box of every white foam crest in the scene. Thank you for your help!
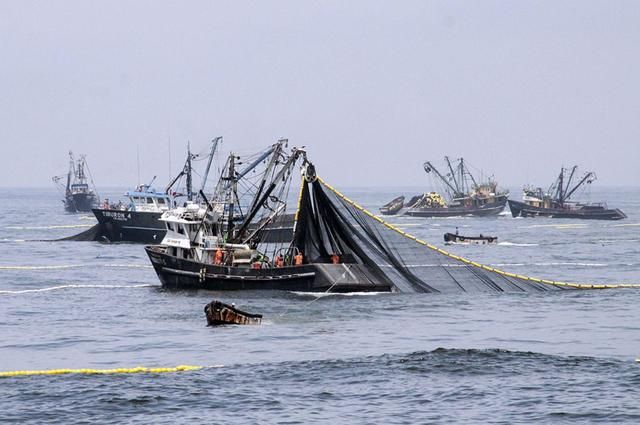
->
[489,262,608,267]
[520,223,588,229]
[291,291,388,297]
[0,263,152,271]
[0,264,83,270]
[0,283,156,295]
[498,242,540,247]
[102,264,154,269]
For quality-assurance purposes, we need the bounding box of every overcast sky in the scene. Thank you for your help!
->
[1,0,639,189]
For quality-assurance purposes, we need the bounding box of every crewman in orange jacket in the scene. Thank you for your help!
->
[214,249,224,265]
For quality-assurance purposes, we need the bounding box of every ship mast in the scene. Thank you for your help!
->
[445,156,462,197]
[563,171,596,202]
[199,137,221,196]
[247,139,286,214]
[225,153,237,241]
[186,142,193,201]
[231,148,305,243]
[423,161,459,198]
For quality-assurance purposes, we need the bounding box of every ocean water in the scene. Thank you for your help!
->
[1,186,639,424]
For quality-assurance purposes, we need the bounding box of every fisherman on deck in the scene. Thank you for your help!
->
[214,249,224,265]
[294,252,304,266]
[331,254,340,264]
[274,255,284,268]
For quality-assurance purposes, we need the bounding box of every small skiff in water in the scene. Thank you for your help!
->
[444,232,497,245]
[204,300,262,326]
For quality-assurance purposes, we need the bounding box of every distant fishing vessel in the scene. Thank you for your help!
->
[52,151,99,213]
[508,167,626,220]
[381,157,508,217]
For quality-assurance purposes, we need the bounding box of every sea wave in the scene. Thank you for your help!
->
[0,283,157,295]
[4,224,94,230]
[0,263,152,271]
[497,241,539,247]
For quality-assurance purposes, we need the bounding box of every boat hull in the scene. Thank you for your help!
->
[404,199,507,218]
[65,193,98,213]
[508,200,626,220]
[145,245,391,292]
[92,209,295,244]
[92,209,165,243]
[204,300,262,325]
[443,232,497,245]
[379,196,404,215]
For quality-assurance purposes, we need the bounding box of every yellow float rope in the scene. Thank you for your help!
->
[0,365,203,378]
[318,176,640,290]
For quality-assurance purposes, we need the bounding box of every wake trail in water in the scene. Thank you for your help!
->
[498,242,539,247]
[5,224,94,230]
[0,264,153,271]
[0,283,157,295]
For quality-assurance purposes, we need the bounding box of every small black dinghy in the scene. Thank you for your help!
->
[204,300,263,326]
[444,232,497,245]
[379,196,404,215]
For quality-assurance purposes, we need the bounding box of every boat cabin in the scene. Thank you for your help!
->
[124,184,172,212]
[70,183,92,195]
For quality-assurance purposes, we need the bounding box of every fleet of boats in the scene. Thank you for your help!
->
[50,143,628,297]
[381,159,625,221]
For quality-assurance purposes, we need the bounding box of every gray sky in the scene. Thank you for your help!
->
[1,0,639,188]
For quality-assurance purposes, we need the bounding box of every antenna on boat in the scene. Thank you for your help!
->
[168,132,172,184]
[186,141,193,201]
[136,144,141,187]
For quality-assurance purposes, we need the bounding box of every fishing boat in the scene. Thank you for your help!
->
[444,230,497,245]
[393,157,508,217]
[508,167,626,220]
[145,143,392,293]
[379,196,404,215]
[91,138,220,243]
[204,300,262,325]
[52,151,100,213]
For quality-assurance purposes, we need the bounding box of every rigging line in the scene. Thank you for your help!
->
[278,265,351,318]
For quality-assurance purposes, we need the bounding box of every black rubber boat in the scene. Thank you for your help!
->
[379,196,404,215]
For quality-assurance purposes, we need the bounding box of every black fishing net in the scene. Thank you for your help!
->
[294,178,568,293]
